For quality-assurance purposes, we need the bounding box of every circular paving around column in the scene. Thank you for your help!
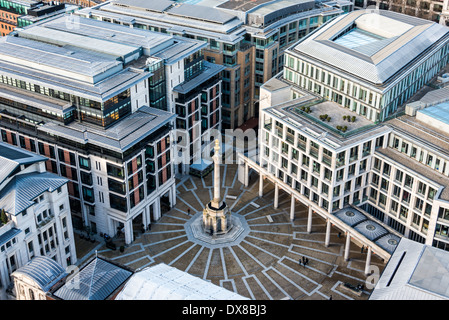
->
[184,211,251,248]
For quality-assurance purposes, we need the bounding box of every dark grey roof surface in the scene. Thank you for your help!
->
[113,0,175,12]
[173,61,225,94]
[39,105,176,153]
[53,257,133,300]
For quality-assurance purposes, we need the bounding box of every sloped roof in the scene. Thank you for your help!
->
[53,257,133,300]
[115,263,249,300]
[0,172,68,215]
[12,256,67,292]
[0,142,47,186]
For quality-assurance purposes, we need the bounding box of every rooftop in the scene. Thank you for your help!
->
[0,36,124,84]
[0,142,47,185]
[80,0,245,42]
[262,78,390,149]
[12,256,67,292]
[115,263,248,300]
[38,106,176,153]
[387,115,449,159]
[290,9,449,86]
[0,171,68,215]
[173,61,225,94]
[333,206,401,254]
[370,238,449,300]
[0,52,151,101]
[217,0,276,12]
[20,15,175,56]
[52,256,133,300]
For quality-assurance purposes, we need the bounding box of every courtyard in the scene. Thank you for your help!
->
[75,164,386,300]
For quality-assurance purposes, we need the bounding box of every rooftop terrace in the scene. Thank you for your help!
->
[262,77,388,149]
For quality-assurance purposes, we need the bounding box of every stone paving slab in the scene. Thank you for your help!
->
[88,164,386,300]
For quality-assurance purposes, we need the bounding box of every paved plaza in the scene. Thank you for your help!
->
[75,164,386,300]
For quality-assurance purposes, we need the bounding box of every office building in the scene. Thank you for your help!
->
[283,9,449,122]
[75,0,352,129]
[356,0,444,23]
[0,16,219,245]
[0,0,78,36]
[236,9,449,266]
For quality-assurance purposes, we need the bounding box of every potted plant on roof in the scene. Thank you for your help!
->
[0,209,8,226]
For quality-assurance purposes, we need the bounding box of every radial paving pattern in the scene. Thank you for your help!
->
[93,165,386,300]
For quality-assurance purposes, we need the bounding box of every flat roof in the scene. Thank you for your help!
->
[18,25,141,63]
[0,36,123,83]
[418,102,449,126]
[262,78,390,149]
[173,61,225,94]
[217,0,273,12]
[290,9,449,86]
[39,106,176,153]
[27,15,174,54]
[113,0,175,12]
[81,2,245,41]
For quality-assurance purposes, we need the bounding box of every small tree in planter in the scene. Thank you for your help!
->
[0,209,8,225]
[120,246,125,253]
[351,116,356,122]
[342,115,347,121]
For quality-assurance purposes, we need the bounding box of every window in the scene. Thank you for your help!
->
[428,187,436,200]
[302,155,309,167]
[395,169,403,182]
[438,208,449,221]
[404,174,413,188]
[79,156,91,170]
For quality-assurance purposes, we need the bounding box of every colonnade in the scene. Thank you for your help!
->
[253,165,377,275]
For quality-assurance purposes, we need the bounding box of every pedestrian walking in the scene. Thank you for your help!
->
[338,232,341,238]
[329,295,332,300]
[305,257,309,265]
[361,245,364,253]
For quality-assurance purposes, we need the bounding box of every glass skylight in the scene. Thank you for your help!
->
[333,27,386,50]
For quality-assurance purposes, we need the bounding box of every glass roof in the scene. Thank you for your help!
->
[419,102,449,125]
[333,27,386,49]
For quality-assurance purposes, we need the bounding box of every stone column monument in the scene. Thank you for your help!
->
[202,139,232,235]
